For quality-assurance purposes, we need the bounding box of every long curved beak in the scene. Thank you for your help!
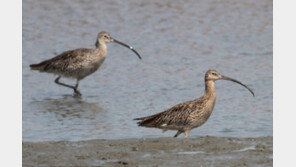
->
[111,38,142,59]
[221,75,255,97]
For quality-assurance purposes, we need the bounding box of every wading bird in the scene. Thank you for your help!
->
[134,70,254,138]
[30,31,141,96]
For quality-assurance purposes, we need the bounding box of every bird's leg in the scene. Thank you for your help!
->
[174,130,182,138]
[54,76,81,96]
[184,130,190,138]
[55,76,76,89]
[75,80,79,89]
[73,79,81,96]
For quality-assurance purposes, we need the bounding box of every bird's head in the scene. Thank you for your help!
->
[205,70,255,96]
[96,31,142,59]
[97,31,113,43]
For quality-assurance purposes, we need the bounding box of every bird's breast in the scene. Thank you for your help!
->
[190,97,216,128]
[83,52,106,68]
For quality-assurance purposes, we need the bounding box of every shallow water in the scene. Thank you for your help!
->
[23,0,272,142]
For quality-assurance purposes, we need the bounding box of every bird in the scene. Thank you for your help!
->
[30,31,142,96]
[134,70,254,138]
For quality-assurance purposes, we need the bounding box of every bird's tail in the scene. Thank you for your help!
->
[133,116,147,121]
[29,61,48,71]
[29,64,42,70]
[134,113,161,127]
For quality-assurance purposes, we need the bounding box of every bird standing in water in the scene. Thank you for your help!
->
[30,31,142,96]
[134,70,254,138]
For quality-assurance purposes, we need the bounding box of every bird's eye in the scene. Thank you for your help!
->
[212,73,217,76]
[104,35,108,38]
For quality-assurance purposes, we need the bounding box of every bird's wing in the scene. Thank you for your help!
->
[136,98,205,128]
[30,48,91,71]
[155,100,203,126]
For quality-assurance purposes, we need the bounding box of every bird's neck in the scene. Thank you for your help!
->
[204,80,216,99]
[95,40,107,54]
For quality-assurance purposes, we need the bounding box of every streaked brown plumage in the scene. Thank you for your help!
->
[134,70,254,138]
[30,31,141,96]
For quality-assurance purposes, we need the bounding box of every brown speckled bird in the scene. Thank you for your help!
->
[30,31,141,96]
[134,70,254,138]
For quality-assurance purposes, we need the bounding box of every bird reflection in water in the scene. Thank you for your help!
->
[30,95,106,120]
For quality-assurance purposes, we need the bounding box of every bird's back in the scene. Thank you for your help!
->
[135,96,213,131]
[30,48,105,79]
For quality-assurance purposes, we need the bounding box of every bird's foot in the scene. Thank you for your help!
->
[73,89,82,97]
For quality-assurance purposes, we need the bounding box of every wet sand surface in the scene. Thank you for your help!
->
[23,136,272,167]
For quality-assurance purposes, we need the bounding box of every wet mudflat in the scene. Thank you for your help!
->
[23,136,272,167]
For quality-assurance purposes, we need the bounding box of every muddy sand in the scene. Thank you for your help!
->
[23,136,272,166]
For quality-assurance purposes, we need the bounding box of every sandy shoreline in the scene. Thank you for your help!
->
[23,136,272,166]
